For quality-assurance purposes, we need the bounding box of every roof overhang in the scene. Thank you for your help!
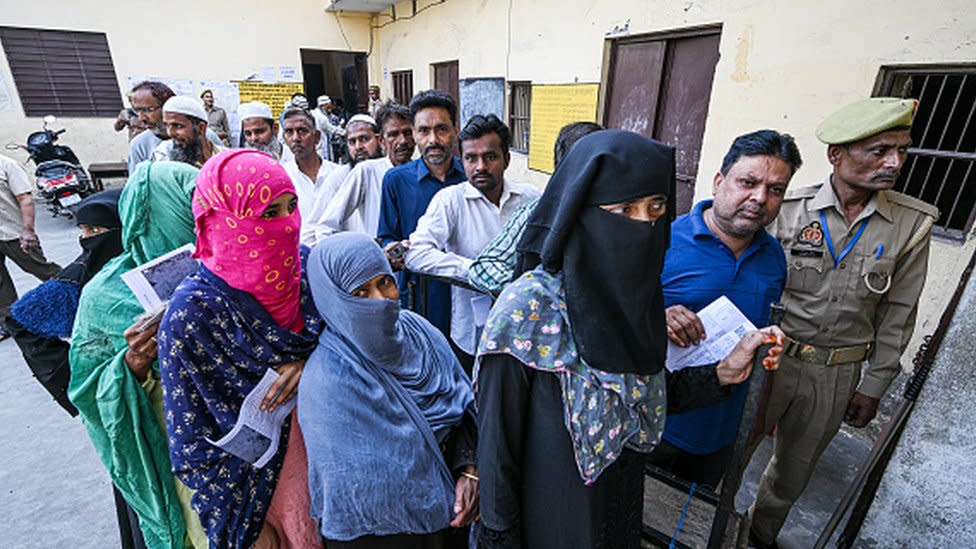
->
[326,0,398,12]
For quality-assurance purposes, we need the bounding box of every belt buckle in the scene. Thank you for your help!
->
[798,344,820,364]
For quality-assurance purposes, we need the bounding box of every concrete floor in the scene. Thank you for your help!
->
[0,201,121,547]
[1,189,902,548]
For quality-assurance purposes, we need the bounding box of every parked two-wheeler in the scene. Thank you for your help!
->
[6,115,97,217]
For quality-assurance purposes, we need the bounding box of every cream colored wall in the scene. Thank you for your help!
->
[0,0,371,166]
[369,0,976,372]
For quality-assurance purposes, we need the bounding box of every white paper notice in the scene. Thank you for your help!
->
[206,369,295,468]
[259,66,277,83]
[665,296,757,372]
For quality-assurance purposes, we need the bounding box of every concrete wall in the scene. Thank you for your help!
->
[367,0,976,374]
[0,0,370,165]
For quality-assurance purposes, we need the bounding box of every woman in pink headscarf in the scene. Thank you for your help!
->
[158,149,325,549]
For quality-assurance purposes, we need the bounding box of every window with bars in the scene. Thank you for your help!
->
[0,26,123,117]
[877,66,976,240]
[392,70,413,106]
[509,82,531,153]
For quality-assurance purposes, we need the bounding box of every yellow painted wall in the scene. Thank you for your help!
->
[0,0,370,165]
[368,0,976,371]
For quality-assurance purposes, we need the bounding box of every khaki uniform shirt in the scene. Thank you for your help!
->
[768,180,939,399]
[0,154,34,241]
[205,106,231,146]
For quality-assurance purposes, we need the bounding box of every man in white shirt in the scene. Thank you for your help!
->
[238,101,292,163]
[280,108,339,246]
[150,96,223,167]
[318,102,416,239]
[404,114,541,367]
[310,95,346,162]
[303,114,383,243]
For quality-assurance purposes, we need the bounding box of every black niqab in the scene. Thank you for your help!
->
[68,189,124,285]
[516,129,675,375]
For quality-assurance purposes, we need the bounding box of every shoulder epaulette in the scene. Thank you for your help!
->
[783,184,821,201]
[886,190,940,220]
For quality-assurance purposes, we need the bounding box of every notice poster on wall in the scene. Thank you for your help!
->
[236,81,306,118]
[527,83,600,173]
[459,78,505,129]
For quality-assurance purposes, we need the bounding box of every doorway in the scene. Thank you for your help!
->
[432,60,459,105]
[300,49,369,115]
[604,27,721,215]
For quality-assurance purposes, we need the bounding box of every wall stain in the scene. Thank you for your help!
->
[731,25,754,83]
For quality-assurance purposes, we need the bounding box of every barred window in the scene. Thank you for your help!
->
[509,82,531,153]
[877,66,976,240]
[392,70,413,105]
[0,26,123,117]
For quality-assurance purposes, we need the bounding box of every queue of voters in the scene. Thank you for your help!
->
[2,70,938,549]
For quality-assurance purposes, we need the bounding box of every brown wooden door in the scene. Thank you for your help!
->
[604,29,721,215]
[433,60,460,106]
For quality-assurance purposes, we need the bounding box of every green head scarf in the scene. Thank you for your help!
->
[69,161,199,549]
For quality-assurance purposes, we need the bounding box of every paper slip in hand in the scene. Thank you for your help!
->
[121,243,199,312]
[206,369,296,468]
[665,296,756,372]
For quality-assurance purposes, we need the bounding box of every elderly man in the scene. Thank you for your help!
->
[280,108,339,245]
[0,154,61,341]
[200,89,231,146]
[310,95,346,162]
[238,101,292,162]
[744,98,939,549]
[377,90,467,338]
[404,114,540,370]
[302,113,383,243]
[316,103,414,239]
[647,130,801,487]
[151,96,223,167]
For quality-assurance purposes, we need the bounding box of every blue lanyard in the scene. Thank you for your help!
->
[820,210,869,269]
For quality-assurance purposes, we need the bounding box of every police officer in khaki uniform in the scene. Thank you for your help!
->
[745,98,939,548]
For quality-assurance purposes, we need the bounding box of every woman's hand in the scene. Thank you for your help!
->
[715,326,785,386]
[261,360,305,412]
[123,318,161,383]
[450,465,480,528]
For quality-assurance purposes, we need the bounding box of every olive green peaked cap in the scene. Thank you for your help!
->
[816,97,917,145]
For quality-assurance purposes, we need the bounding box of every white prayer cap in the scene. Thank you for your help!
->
[317,95,332,106]
[346,114,377,128]
[162,96,208,122]
[238,101,274,121]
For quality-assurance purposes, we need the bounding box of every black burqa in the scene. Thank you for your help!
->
[6,188,124,416]
[477,130,676,548]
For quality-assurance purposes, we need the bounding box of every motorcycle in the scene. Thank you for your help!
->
[6,115,96,217]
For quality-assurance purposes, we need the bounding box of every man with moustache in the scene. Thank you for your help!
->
[238,101,292,162]
[744,98,938,549]
[377,90,467,338]
[648,130,801,487]
[280,108,339,245]
[317,102,415,238]
[151,96,223,167]
[127,81,222,173]
[404,114,540,370]
[200,89,231,146]
[300,113,382,244]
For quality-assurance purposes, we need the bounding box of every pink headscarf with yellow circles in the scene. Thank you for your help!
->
[193,149,304,332]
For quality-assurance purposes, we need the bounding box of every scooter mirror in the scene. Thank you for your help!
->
[43,114,56,126]
[5,143,19,150]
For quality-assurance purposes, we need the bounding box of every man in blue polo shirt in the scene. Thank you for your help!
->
[378,89,467,338]
[649,129,802,487]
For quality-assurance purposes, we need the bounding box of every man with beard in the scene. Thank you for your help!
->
[404,114,539,372]
[311,95,347,163]
[151,96,223,167]
[377,90,466,340]
[302,114,382,243]
[280,108,339,245]
[744,98,938,549]
[238,101,292,162]
[127,81,223,174]
[647,130,800,487]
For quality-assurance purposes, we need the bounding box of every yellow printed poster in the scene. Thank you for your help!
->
[528,84,600,173]
[235,81,306,118]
